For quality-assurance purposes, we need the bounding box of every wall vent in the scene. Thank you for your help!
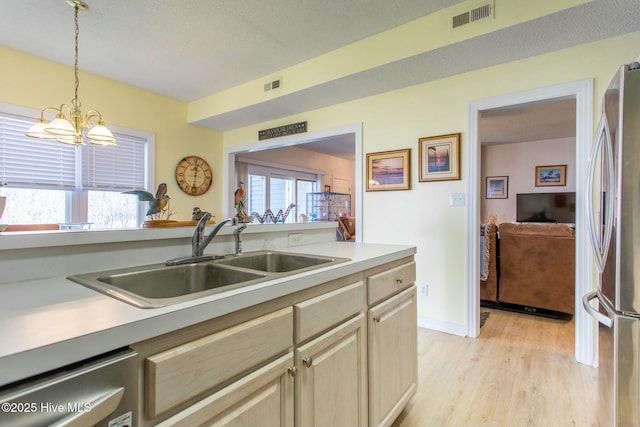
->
[451,2,493,29]
[264,78,282,92]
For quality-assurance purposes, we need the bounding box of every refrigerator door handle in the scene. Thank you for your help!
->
[582,291,614,328]
[586,112,615,273]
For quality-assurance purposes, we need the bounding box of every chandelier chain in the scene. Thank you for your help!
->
[73,3,80,107]
[25,0,116,146]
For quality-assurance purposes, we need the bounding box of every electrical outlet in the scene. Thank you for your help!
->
[418,283,428,296]
[450,192,465,207]
[108,411,132,427]
[288,233,302,246]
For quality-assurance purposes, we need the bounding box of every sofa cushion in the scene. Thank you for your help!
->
[498,222,574,237]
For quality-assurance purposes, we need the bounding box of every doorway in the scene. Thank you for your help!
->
[466,80,596,366]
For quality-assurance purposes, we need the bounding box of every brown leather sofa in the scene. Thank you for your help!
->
[498,222,575,314]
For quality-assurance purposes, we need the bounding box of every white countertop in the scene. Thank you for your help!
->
[0,242,415,387]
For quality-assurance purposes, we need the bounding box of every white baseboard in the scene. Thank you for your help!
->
[418,315,467,337]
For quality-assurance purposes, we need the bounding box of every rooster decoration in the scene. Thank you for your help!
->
[123,183,173,220]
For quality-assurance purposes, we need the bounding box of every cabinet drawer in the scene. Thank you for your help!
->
[156,352,294,427]
[367,261,416,305]
[294,281,364,344]
[146,307,293,418]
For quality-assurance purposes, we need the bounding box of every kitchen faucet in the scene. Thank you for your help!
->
[232,218,248,256]
[193,213,232,257]
[166,213,231,265]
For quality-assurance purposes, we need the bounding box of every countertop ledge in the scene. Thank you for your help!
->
[0,242,415,387]
[0,221,336,251]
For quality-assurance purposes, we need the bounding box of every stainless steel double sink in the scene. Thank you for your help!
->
[68,251,350,308]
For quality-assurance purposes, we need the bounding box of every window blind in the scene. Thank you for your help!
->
[0,113,76,189]
[0,112,148,192]
[82,132,147,191]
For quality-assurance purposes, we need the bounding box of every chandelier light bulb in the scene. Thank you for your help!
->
[25,119,56,139]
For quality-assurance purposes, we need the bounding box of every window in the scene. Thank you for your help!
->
[0,105,153,229]
[296,179,316,218]
[241,162,318,221]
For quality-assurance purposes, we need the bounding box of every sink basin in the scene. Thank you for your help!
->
[68,263,267,308]
[69,251,350,309]
[215,251,341,273]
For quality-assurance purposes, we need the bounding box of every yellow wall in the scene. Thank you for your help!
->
[222,32,640,328]
[0,47,224,220]
[3,26,639,329]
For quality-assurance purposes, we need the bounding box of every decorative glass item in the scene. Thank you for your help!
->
[306,192,351,221]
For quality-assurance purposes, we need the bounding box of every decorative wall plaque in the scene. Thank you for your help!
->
[258,121,307,140]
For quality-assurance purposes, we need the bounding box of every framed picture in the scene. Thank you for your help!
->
[366,149,411,191]
[418,133,461,182]
[486,176,508,199]
[535,165,567,187]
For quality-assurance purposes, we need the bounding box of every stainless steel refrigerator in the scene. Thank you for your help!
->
[583,61,640,427]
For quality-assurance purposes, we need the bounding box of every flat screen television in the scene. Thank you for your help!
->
[516,192,576,224]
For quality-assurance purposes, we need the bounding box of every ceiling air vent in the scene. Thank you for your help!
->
[264,77,282,92]
[451,2,493,29]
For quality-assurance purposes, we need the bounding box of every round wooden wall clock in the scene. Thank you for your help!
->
[175,156,213,195]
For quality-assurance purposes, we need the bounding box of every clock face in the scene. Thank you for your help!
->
[175,156,213,196]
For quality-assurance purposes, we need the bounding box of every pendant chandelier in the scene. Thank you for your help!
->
[26,0,116,146]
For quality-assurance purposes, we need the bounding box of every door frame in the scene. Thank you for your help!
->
[465,79,595,365]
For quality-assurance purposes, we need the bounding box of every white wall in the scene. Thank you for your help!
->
[481,137,576,223]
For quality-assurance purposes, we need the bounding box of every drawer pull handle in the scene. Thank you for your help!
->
[303,357,313,367]
[396,278,403,284]
[373,315,381,323]
[288,366,298,376]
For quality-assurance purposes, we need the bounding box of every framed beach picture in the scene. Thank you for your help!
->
[366,149,411,191]
[418,133,461,182]
[535,165,567,187]
[486,176,508,199]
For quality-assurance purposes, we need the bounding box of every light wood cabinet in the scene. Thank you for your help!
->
[135,257,417,427]
[368,286,417,427]
[156,353,295,427]
[145,307,293,418]
[293,280,364,344]
[295,313,367,427]
[367,261,416,306]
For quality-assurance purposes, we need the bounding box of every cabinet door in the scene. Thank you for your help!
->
[296,313,367,427]
[368,286,417,427]
[157,353,294,427]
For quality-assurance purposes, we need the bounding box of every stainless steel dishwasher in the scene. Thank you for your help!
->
[0,348,138,427]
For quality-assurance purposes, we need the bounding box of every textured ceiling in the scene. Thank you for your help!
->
[0,0,464,102]
[1,0,638,155]
[480,98,577,145]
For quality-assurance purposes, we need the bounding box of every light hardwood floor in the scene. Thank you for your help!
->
[393,309,600,427]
